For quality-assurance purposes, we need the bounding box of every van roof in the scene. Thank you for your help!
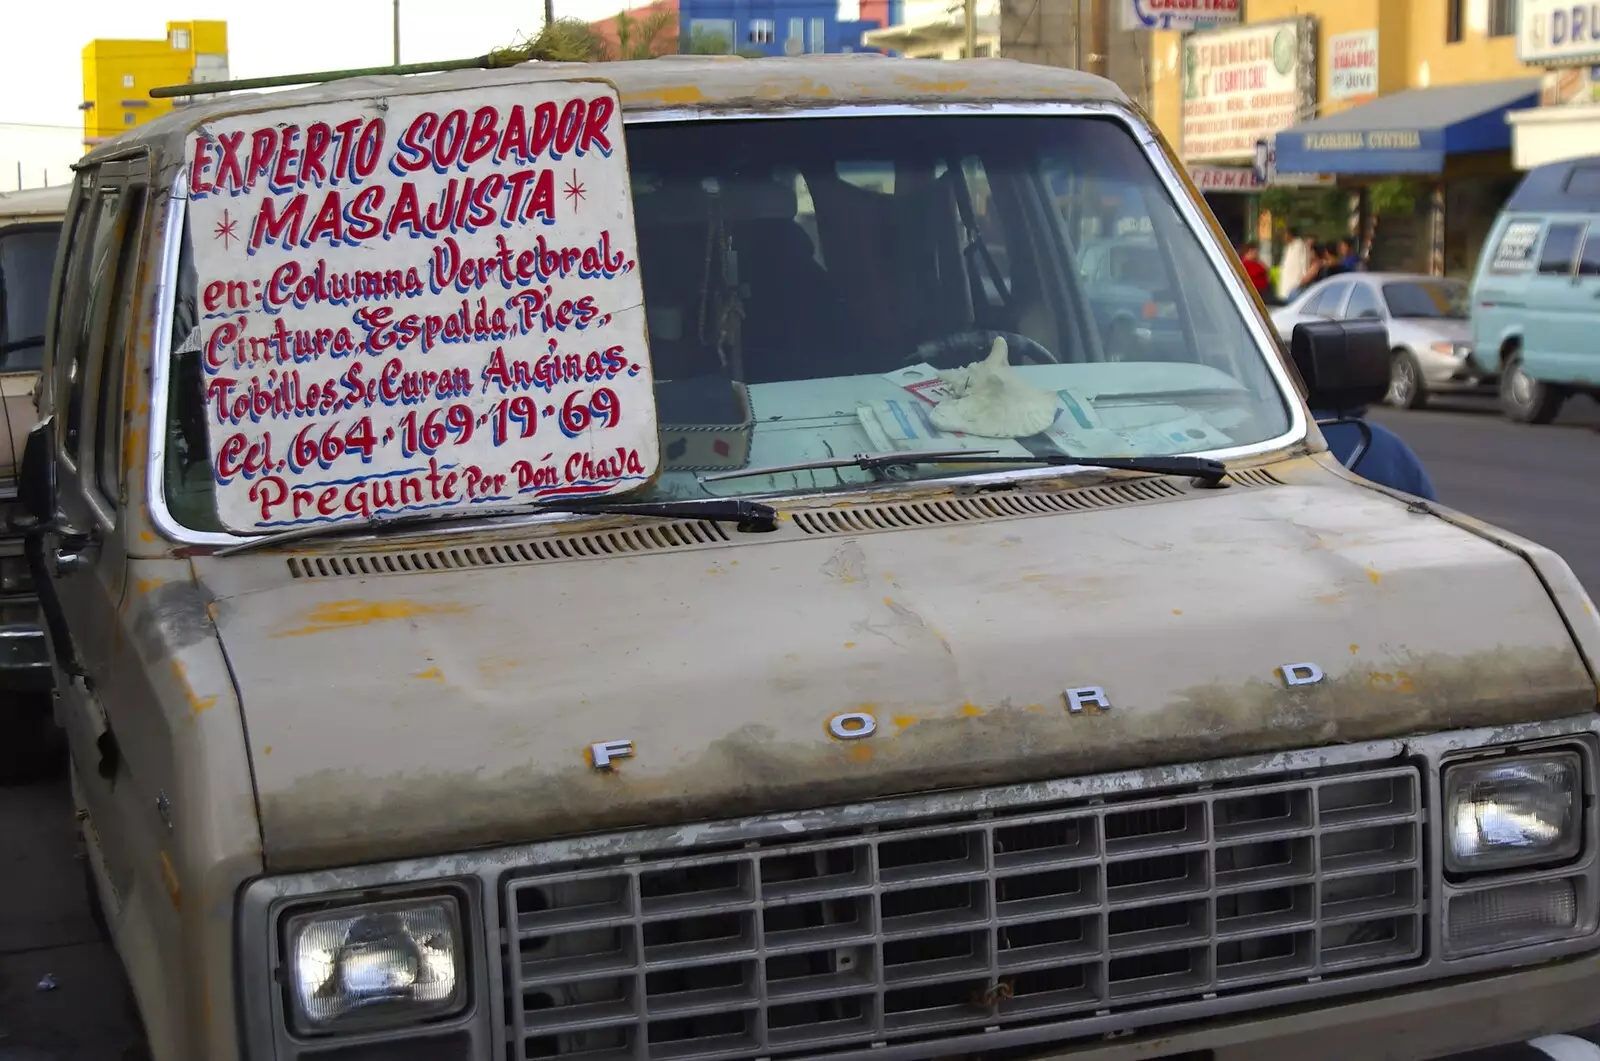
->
[1503,155,1600,214]
[0,184,71,222]
[78,55,1126,169]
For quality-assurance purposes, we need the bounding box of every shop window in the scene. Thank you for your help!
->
[170,27,190,50]
[1446,0,1463,43]
[749,18,775,43]
[1488,0,1515,37]
[690,19,736,51]
[1537,223,1584,276]
[809,17,826,52]
[788,17,804,49]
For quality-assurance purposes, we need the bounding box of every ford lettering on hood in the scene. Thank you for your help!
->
[191,467,1597,871]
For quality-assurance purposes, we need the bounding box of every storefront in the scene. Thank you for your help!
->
[1510,0,1600,170]
[1272,78,1538,277]
[1178,17,1318,247]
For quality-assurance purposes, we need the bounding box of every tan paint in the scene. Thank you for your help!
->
[188,475,1600,870]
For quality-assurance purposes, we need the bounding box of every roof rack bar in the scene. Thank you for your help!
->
[148,53,517,99]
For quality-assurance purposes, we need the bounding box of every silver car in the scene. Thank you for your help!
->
[1270,272,1489,409]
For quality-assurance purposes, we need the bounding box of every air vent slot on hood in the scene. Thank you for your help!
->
[787,467,1282,536]
[285,519,730,580]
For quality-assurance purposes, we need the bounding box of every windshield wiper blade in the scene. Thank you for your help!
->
[700,450,1228,486]
[213,497,778,558]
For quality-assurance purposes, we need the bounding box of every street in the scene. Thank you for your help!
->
[1,396,1598,1060]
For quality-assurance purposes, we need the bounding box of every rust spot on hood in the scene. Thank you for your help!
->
[273,599,472,638]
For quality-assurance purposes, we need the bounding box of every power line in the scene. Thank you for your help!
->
[0,121,84,132]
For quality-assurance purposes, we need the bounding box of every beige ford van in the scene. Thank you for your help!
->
[19,56,1600,1061]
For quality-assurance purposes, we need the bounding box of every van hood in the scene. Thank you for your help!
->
[196,472,1597,871]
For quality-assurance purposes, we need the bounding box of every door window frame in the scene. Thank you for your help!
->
[50,157,151,533]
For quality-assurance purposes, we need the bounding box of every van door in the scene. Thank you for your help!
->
[1541,223,1600,387]
[1521,218,1586,386]
[1472,216,1541,375]
[39,160,150,923]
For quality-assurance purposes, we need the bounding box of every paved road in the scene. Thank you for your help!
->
[2,396,1599,1060]
[1369,392,1600,595]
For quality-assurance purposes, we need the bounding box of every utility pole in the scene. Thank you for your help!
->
[1089,0,1107,77]
[964,0,977,58]
[546,0,557,31]
[392,0,401,64]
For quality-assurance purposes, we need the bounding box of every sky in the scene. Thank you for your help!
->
[0,0,632,190]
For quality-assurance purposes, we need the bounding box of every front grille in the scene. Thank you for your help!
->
[501,766,1425,1061]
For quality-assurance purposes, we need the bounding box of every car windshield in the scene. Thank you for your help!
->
[0,224,60,372]
[1383,279,1468,319]
[160,113,1291,534]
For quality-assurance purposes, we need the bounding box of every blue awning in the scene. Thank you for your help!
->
[1272,78,1541,176]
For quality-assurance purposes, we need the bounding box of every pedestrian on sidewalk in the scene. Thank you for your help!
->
[1239,241,1272,300]
[1277,227,1311,303]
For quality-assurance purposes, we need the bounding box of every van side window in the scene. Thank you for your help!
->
[1489,220,1541,274]
[1537,223,1584,277]
[1580,227,1600,278]
[64,187,125,460]
[93,186,148,506]
[48,173,97,376]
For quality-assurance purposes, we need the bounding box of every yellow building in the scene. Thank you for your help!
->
[81,21,229,149]
[1146,0,1539,277]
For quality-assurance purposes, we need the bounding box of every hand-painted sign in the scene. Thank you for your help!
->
[185,80,658,533]
[1180,18,1317,163]
[1121,0,1240,32]
[1329,30,1379,100]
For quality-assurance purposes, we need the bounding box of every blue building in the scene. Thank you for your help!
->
[679,0,887,55]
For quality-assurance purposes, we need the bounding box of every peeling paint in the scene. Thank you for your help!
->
[892,714,919,728]
[959,702,985,716]
[255,646,1596,871]
[273,599,472,638]
[1366,567,1382,584]
[136,578,165,595]
[159,852,181,910]
[413,667,445,682]
[172,660,218,716]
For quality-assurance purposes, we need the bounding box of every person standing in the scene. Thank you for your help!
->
[1277,228,1311,303]
[1239,241,1271,299]
[1338,236,1362,272]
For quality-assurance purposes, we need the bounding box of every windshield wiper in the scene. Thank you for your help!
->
[213,497,778,558]
[699,449,1228,486]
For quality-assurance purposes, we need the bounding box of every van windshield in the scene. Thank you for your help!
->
[161,114,1291,535]
[0,224,60,372]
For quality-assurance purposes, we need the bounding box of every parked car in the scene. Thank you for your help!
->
[1270,271,1485,409]
[0,183,69,782]
[1469,155,1600,423]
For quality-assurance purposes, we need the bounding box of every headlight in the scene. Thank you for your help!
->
[285,895,466,1034]
[1445,754,1581,874]
[1429,341,1472,358]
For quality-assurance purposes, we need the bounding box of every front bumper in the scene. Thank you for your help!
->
[1058,948,1600,1060]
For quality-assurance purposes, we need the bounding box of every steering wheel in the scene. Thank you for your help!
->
[911,329,1061,370]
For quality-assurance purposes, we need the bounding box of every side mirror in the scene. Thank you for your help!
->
[1290,318,1390,410]
[17,415,57,530]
